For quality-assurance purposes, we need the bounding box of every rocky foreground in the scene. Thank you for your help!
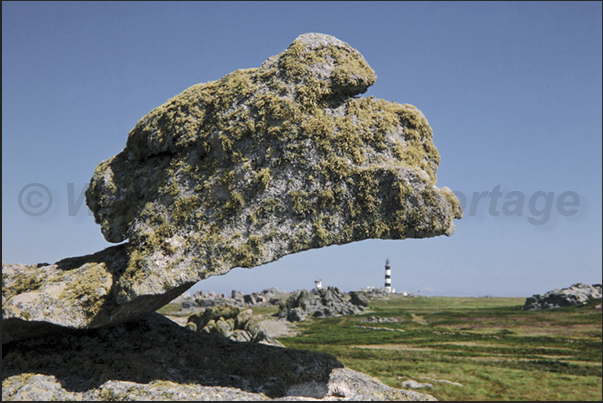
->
[2,313,435,401]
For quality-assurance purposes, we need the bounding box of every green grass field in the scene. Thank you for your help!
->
[278,295,602,401]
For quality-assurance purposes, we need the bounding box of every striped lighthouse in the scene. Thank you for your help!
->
[385,259,392,293]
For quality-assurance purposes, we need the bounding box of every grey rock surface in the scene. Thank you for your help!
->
[3,370,437,401]
[187,303,283,346]
[523,283,602,311]
[178,288,284,311]
[348,290,370,307]
[276,287,363,322]
[417,377,463,387]
[359,286,397,298]
[2,246,193,344]
[360,316,399,323]
[2,312,435,401]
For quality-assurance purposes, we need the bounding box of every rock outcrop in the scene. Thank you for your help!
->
[2,312,435,401]
[186,303,282,346]
[359,286,404,298]
[2,247,192,344]
[348,290,370,307]
[276,287,364,322]
[361,316,399,324]
[523,283,602,311]
[178,288,283,310]
[4,33,460,341]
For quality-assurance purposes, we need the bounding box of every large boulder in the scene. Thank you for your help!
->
[523,283,602,311]
[3,32,461,342]
[85,32,461,304]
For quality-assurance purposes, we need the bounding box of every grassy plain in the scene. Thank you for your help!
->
[278,295,602,401]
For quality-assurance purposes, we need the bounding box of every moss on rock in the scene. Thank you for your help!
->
[84,33,460,304]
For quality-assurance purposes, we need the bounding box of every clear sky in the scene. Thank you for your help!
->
[3,1,601,297]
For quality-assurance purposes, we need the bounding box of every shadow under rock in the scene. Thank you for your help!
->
[2,313,343,398]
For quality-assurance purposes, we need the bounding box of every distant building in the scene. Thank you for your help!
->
[314,279,323,290]
[385,259,395,293]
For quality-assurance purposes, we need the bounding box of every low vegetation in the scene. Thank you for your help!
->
[277,295,602,401]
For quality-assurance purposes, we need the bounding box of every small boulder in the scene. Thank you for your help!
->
[349,291,370,307]
[402,380,433,389]
[4,32,461,343]
[523,283,602,310]
[235,309,254,329]
[277,287,364,321]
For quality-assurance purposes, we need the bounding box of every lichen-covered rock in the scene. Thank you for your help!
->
[2,313,435,401]
[2,246,193,344]
[187,304,282,346]
[86,32,461,305]
[523,283,602,311]
[276,287,364,322]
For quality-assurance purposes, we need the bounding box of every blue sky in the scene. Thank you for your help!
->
[2,1,601,297]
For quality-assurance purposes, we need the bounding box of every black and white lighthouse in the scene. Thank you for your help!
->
[385,259,392,293]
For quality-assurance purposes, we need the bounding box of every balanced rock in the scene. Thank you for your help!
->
[86,32,460,302]
[3,33,461,342]
[523,283,602,311]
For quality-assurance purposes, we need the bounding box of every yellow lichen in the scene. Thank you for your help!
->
[86,34,456,295]
[60,263,113,318]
